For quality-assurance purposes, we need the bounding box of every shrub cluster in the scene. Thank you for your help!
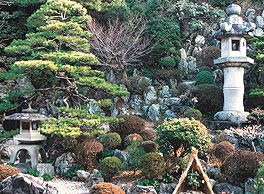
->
[195,71,215,86]
[190,84,223,115]
[156,118,210,157]
[183,108,202,120]
[127,75,151,95]
[159,57,176,67]
[152,69,183,84]
[176,83,189,95]
[90,182,125,194]
[195,46,220,69]
[102,133,121,150]
[110,115,145,140]
[140,141,158,153]
[0,164,21,182]
[100,156,122,181]
[222,150,264,182]
[214,141,235,163]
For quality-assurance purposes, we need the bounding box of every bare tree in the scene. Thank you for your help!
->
[86,16,155,86]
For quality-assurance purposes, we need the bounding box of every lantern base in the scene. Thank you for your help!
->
[214,110,249,124]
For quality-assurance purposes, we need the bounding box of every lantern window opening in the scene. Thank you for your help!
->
[232,39,240,51]
[21,121,30,133]
[32,121,38,130]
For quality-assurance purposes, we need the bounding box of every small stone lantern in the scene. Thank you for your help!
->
[5,106,49,170]
[213,4,261,123]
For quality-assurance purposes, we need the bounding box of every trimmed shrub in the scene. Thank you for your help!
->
[140,152,166,180]
[246,88,264,109]
[100,156,122,181]
[152,69,183,84]
[79,141,103,168]
[140,141,158,153]
[156,118,210,157]
[0,164,21,182]
[127,75,151,95]
[195,46,221,69]
[214,141,235,163]
[222,150,264,182]
[176,83,189,95]
[90,182,125,194]
[195,71,215,86]
[109,115,145,140]
[190,84,223,115]
[102,133,121,150]
[124,133,143,147]
[183,108,202,120]
[139,129,157,142]
[159,57,176,67]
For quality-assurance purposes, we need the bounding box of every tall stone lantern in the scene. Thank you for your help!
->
[5,106,49,170]
[213,4,259,123]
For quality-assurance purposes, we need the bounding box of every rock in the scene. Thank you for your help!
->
[97,123,110,132]
[15,163,31,173]
[14,77,35,98]
[178,60,189,75]
[165,98,181,106]
[54,152,75,176]
[0,173,58,194]
[258,71,264,85]
[214,183,243,194]
[147,104,160,122]
[160,86,171,97]
[105,69,117,84]
[245,178,258,194]
[213,69,224,88]
[164,110,177,120]
[180,48,187,61]
[36,163,55,177]
[256,16,264,29]
[114,149,128,163]
[253,28,264,37]
[77,170,90,181]
[87,169,104,187]
[195,35,205,47]
[186,56,198,74]
[143,86,157,105]
[130,185,157,194]
[209,179,216,189]
[245,9,255,22]
[207,165,221,180]
[117,183,133,194]
[0,145,14,159]
[159,183,178,194]
[130,95,143,111]
[88,99,101,114]
[46,101,58,116]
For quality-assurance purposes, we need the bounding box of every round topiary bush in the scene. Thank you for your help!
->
[100,156,122,181]
[102,133,122,150]
[156,118,210,157]
[214,141,235,163]
[0,164,21,182]
[90,182,125,194]
[139,129,157,142]
[79,141,104,168]
[222,150,264,182]
[183,108,202,120]
[140,141,158,153]
[190,84,223,115]
[109,115,145,140]
[140,152,166,180]
[124,133,143,147]
[159,57,176,67]
[195,71,215,86]
[177,83,189,95]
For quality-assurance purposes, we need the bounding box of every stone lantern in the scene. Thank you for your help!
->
[213,4,260,123]
[5,106,49,170]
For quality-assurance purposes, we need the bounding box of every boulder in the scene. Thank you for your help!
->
[160,86,171,97]
[114,149,129,163]
[195,35,205,47]
[0,145,14,159]
[143,86,157,105]
[178,60,189,75]
[256,16,264,29]
[97,123,110,133]
[130,95,143,111]
[258,71,264,85]
[164,110,177,120]
[14,77,35,98]
[54,152,75,176]
[87,169,104,187]
[88,99,101,114]
[130,185,157,194]
[147,104,160,122]
[186,56,198,74]
[46,101,58,116]
[77,170,90,181]
[245,178,258,194]
[159,183,178,194]
[180,48,187,61]
[207,164,221,180]
[36,163,55,177]
[0,173,58,194]
[214,183,243,194]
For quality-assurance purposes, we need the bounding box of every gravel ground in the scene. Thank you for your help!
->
[47,178,90,194]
